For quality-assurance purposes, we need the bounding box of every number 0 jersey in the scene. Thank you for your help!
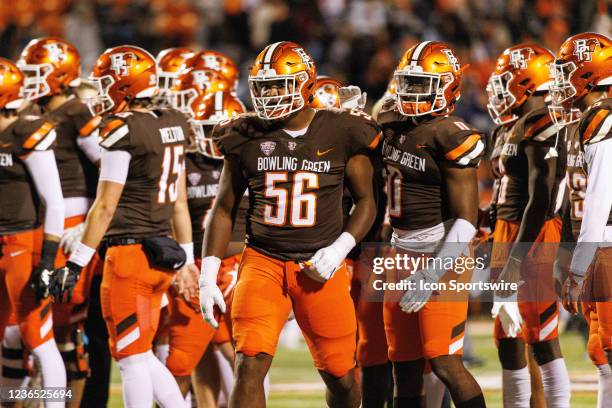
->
[0,115,56,234]
[565,123,586,239]
[99,109,189,239]
[213,109,382,261]
[380,113,484,231]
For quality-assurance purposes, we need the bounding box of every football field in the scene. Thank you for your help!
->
[107,319,598,407]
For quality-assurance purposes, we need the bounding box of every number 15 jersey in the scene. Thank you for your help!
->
[213,109,381,261]
[99,109,189,239]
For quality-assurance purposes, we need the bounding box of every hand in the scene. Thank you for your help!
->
[59,223,85,255]
[553,259,569,298]
[491,296,523,338]
[399,268,438,313]
[176,263,199,301]
[496,256,523,298]
[561,275,583,314]
[50,261,83,303]
[305,247,344,283]
[199,257,226,329]
[29,264,54,303]
[339,86,367,110]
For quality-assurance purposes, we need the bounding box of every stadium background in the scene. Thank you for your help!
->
[1,0,609,406]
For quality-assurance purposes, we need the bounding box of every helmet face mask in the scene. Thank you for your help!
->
[84,75,116,116]
[249,72,306,120]
[19,62,53,101]
[548,60,581,126]
[191,120,223,159]
[486,71,518,125]
[394,67,453,116]
[171,88,198,115]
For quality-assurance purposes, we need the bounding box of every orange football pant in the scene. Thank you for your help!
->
[101,244,174,360]
[232,247,357,378]
[166,255,239,377]
[0,229,54,350]
[584,248,612,354]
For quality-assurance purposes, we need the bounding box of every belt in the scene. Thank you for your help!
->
[103,237,145,247]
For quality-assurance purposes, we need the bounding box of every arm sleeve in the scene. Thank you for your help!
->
[99,149,131,185]
[77,128,102,163]
[569,139,612,277]
[23,150,65,238]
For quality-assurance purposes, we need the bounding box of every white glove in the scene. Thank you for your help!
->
[199,256,226,328]
[306,232,356,282]
[60,223,85,255]
[491,295,523,338]
[339,86,367,110]
[399,268,438,313]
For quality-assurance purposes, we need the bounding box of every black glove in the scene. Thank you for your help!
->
[51,261,83,304]
[29,240,59,304]
[488,205,497,233]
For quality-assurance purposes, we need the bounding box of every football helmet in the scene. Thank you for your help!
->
[487,44,555,125]
[156,47,194,97]
[248,41,316,120]
[0,58,24,110]
[394,41,465,116]
[184,50,239,91]
[86,45,157,115]
[190,91,245,158]
[549,32,611,125]
[310,76,342,109]
[17,37,81,101]
[170,68,232,115]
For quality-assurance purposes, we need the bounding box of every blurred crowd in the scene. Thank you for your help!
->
[0,0,610,202]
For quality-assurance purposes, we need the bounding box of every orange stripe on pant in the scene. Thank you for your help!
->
[101,244,174,360]
[232,247,357,378]
[0,229,54,350]
[52,214,101,327]
[491,218,561,344]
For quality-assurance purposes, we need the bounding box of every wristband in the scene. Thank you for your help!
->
[69,242,96,267]
[199,256,222,284]
[331,232,357,257]
[180,242,195,265]
[40,240,60,269]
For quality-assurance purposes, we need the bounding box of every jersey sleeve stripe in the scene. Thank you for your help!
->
[457,139,484,166]
[588,113,612,144]
[525,115,552,139]
[532,124,558,142]
[33,129,57,151]
[79,116,102,137]
[100,119,126,139]
[583,109,610,144]
[22,122,55,150]
[445,134,480,160]
[368,131,383,149]
[99,125,129,148]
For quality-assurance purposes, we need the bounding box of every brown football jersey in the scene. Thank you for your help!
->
[0,115,56,234]
[99,109,190,239]
[565,123,586,238]
[213,109,382,261]
[579,97,612,227]
[45,96,100,199]
[496,107,566,222]
[381,114,484,231]
[489,124,511,211]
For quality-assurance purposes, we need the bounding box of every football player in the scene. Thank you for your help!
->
[200,41,381,408]
[155,47,194,107]
[165,88,245,400]
[378,41,485,408]
[553,33,612,407]
[486,44,571,407]
[18,37,102,405]
[0,58,67,401]
[51,45,199,407]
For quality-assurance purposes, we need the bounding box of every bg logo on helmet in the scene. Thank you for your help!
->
[441,49,460,71]
[43,43,66,63]
[573,39,594,62]
[294,48,314,70]
[509,48,533,69]
[110,53,135,76]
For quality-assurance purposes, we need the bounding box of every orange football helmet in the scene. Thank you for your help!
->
[184,50,239,91]
[248,41,316,120]
[487,44,555,125]
[310,76,342,108]
[549,32,612,125]
[189,91,245,158]
[86,45,157,115]
[17,37,81,101]
[394,41,465,116]
[170,68,232,115]
[156,47,194,95]
[0,58,24,110]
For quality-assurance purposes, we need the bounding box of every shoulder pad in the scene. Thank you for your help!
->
[20,121,57,152]
[581,102,612,146]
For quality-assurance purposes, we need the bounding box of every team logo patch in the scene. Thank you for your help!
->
[399,135,406,144]
[509,48,534,69]
[110,52,136,77]
[260,141,276,156]
[573,39,594,61]
[212,170,221,179]
[187,172,201,186]
[287,141,297,151]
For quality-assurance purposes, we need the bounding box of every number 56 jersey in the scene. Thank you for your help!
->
[213,109,381,261]
[99,109,189,239]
